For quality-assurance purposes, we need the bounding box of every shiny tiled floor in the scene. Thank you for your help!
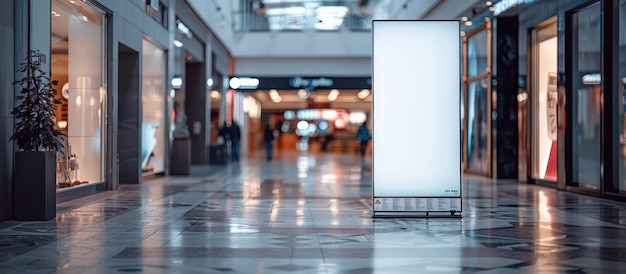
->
[2,151,626,273]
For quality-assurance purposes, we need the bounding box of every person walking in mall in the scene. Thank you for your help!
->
[356,121,371,157]
[230,120,241,162]
[218,121,232,160]
[264,123,275,161]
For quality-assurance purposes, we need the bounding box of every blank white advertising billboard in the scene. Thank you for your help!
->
[372,21,461,217]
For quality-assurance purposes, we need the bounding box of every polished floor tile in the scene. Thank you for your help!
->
[1,151,626,273]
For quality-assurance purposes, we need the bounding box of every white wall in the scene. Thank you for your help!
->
[231,32,372,58]
[235,57,371,76]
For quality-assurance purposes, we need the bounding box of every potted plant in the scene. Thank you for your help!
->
[10,49,64,221]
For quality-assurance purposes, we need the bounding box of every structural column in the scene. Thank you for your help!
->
[494,16,519,179]
[0,0,16,221]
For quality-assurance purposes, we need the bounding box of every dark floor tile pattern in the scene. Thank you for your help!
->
[0,152,625,273]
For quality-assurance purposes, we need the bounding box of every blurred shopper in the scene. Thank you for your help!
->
[219,121,232,160]
[264,124,275,161]
[231,120,241,162]
[356,121,371,157]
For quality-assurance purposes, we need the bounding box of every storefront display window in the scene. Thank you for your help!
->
[530,20,557,181]
[463,22,491,176]
[466,79,489,173]
[52,0,106,188]
[571,2,602,189]
[142,40,166,175]
[467,30,488,78]
[618,0,626,192]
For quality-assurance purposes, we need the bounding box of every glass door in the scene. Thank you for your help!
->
[530,18,558,183]
[570,2,603,190]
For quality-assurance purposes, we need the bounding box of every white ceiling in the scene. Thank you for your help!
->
[188,0,489,58]
[189,0,491,110]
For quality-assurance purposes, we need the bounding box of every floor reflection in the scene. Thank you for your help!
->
[1,151,626,273]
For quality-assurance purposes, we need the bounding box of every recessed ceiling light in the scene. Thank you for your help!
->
[297,89,309,99]
[210,90,221,99]
[357,89,370,99]
[328,89,339,101]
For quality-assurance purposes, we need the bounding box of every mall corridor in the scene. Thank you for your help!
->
[0,152,625,273]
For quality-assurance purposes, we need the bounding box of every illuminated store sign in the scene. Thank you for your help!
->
[176,19,193,39]
[289,77,334,88]
[582,73,601,85]
[239,77,370,90]
[171,76,182,89]
[494,0,526,16]
[229,77,260,89]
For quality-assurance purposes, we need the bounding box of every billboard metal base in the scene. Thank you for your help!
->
[372,211,462,218]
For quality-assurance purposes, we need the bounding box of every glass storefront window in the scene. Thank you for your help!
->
[531,20,558,181]
[572,2,602,189]
[618,0,626,192]
[465,78,489,173]
[142,40,166,175]
[467,30,488,78]
[463,23,491,176]
[52,0,106,188]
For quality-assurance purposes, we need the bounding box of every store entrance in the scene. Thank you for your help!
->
[118,44,141,184]
[530,18,558,183]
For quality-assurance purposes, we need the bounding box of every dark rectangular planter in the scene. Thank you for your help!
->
[171,138,191,175]
[13,151,57,221]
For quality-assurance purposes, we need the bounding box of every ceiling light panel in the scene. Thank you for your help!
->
[262,0,330,4]
[316,6,348,17]
[268,15,305,30]
[316,17,344,30]
[315,6,348,30]
[265,7,307,16]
